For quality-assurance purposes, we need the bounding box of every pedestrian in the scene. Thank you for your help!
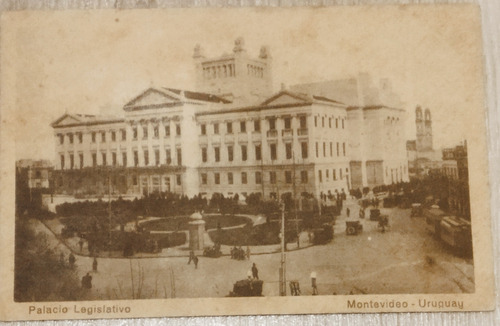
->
[252,263,259,280]
[193,255,199,269]
[92,257,98,272]
[310,271,318,295]
[346,207,350,217]
[81,272,92,289]
[68,253,76,269]
[59,252,65,266]
[78,238,84,252]
[188,250,195,264]
[246,246,251,260]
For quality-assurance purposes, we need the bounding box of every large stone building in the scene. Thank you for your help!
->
[51,38,409,201]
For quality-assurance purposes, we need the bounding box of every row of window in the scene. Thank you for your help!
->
[201,142,310,163]
[200,116,308,135]
[315,142,347,158]
[314,115,346,129]
[200,170,309,186]
[202,63,236,80]
[57,124,182,145]
[60,148,182,169]
[318,168,348,183]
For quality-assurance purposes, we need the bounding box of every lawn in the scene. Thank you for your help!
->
[141,214,251,232]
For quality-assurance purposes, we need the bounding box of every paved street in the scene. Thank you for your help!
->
[32,201,474,300]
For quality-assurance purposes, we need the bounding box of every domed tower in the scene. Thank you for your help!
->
[193,37,273,105]
[416,106,433,151]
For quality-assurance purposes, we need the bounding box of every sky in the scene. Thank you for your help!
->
[3,6,484,162]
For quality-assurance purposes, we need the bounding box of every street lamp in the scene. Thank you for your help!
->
[279,201,286,296]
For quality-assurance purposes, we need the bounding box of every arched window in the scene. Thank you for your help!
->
[415,106,423,120]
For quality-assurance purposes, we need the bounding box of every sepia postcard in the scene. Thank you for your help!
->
[0,5,495,321]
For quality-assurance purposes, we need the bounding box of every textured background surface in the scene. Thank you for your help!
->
[1,0,498,324]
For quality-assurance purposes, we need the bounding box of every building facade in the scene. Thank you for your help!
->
[51,38,409,201]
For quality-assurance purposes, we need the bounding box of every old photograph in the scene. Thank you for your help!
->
[0,5,495,320]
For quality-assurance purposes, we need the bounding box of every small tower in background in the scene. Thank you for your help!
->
[193,37,273,105]
[416,106,433,151]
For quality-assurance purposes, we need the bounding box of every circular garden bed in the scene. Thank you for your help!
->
[141,214,252,232]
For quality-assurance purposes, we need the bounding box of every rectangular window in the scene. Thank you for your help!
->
[122,152,127,167]
[59,134,64,145]
[322,116,325,127]
[333,169,337,180]
[111,131,116,142]
[214,173,220,185]
[343,142,346,156]
[330,142,333,156]
[133,176,138,186]
[214,147,220,162]
[69,134,73,144]
[142,126,148,139]
[329,118,332,128]
[78,133,83,143]
[301,170,308,184]
[270,144,277,160]
[201,124,206,135]
[228,172,233,185]
[133,128,138,140]
[153,126,159,138]
[69,154,74,169]
[165,149,171,165]
[241,172,247,184]
[300,116,307,129]
[121,129,126,141]
[301,142,308,159]
[240,121,246,132]
[337,142,340,156]
[143,150,148,166]
[241,145,247,161]
[336,118,338,128]
[254,120,260,132]
[112,152,117,166]
[228,146,234,162]
[255,145,262,160]
[268,117,276,130]
[319,170,322,183]
[102,152,107,166]
[285,171,292,184]
[101,132,106,142]
[286,143,292,159]
[323,142,326,157]
[270,171,276,184]
[176,174,181,186]
[284,117,291,129]
[134,151,138,166]
[314,116,318,127]
[326,169,329,179]
[342,119,345,129]
[164,125,170,137]
[155,150,160,166]
[176,124,181,136]
[316,142,319,158]
[60,155,65,168]
[340,168,343,180]
[201,173,207,185]
[79,153,84,168]
[92,153,97,167]
[177,148,182,165]
[92,132,96,143]
[202,147,207,162]
[226,122,233,134]
[255,171,262,184]
[214,123,219,134]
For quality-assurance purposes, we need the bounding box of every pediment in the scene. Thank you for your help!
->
[261,91,311,107]
[51,114,82,127]
[124,88,179,109]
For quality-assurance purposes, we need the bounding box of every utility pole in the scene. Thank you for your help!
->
[279,201,286,296]
[293,151,299,247]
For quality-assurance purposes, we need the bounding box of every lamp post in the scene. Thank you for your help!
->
[279,201,286,296]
